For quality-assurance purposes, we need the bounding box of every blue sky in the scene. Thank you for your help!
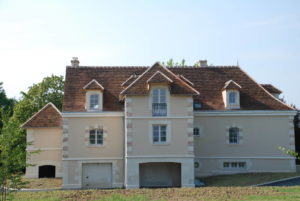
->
[0,0,299,107]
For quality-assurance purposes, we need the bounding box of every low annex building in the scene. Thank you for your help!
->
[23,58,297,189]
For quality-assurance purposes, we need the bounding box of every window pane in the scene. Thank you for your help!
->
[229,127,239,144]
[193,128,200,136]
[231,162,237,167]
[160,125,167,142]
[159,89,166,103]
[153,125,159,142]
[152,89,159,103]
[238,162,246,168]
[90,94,99,110]
[96,130,103,145]
[223,162,229,168]
[89,130,96,144]
[229,92,236,104]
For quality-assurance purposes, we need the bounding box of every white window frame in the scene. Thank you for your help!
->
[229,127,240,144]
[152,124,167,144]
[149,85,170,116]
[149,120,171,145]
[85,90,103,111]
[89,129,103,145]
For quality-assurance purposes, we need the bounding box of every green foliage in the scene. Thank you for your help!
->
[278,146,299,158]
[0,113,28,200]
[0,82,16,130]
[12,75,64,124]
[162,58,186,67]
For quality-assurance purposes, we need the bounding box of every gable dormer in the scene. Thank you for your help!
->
[83,79,104,111]
[222,80,241,109]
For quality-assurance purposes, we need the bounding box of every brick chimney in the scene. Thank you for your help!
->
[71,57,80,67]
[198,60,208,67]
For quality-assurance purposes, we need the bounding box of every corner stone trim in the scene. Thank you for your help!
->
[62,119,69,158]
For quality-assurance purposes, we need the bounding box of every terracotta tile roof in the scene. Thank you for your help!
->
[83,79,104,90]
[22,103,62,128]
[147,71,173,84]
[121,74,139,87]
[120,63,200,96]
[63,65,293,112]
[223,80,242,90]
[261,84,282,94]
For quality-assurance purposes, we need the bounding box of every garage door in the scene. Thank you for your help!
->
[140,162,181,187]
[82,163,112,188]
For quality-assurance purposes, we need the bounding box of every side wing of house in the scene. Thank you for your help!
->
[22,103,63,178]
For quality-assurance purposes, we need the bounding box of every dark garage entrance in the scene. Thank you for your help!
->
[139,162,181,188]
[38,165,55,178]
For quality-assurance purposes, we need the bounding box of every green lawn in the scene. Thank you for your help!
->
[12,186,300,201]
[201,172,300,186]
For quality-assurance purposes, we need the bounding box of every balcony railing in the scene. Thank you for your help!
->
[152,103,167,116]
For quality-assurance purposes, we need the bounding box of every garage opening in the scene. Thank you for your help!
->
[139,162,181,188]
[38,165,55,178]
[82,163,112,188]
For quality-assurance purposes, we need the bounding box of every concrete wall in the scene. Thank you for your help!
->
[194,115,295,177]
[26,128,63,178]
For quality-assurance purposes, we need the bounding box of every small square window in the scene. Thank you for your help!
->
[223,162,230,168]
[193,128,200,136]
[89,129,103,145]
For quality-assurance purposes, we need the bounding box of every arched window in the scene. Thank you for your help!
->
[229,127,239,144]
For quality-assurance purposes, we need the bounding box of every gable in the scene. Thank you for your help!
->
[22,103,62,128]
[120,62,199,96]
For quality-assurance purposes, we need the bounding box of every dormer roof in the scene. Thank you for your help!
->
[147,71,173,84]
[83,79,104,90]
[261,84,282,94]
[223,80,242,90]
[120,62,200,96]
[21,103,62,128]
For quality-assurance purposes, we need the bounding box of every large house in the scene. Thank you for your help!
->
[22,58,297,189]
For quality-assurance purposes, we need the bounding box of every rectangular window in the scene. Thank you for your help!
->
[193,127,200,136]
[90,94,99,110]
[152,125,167,144]
[229,92,237,104]
[152,88,167,116]
[223,162,246,169]
[89,129,103,145]
[229,127,239,144]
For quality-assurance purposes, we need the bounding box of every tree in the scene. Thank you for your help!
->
[0,113,27,200]
[0,82,15,130]
[162,59,186,67]
[12,75,64,124]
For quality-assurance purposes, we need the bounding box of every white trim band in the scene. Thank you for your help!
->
[126,155,195,158]
[195,156,295,159]
[26,148,62,151]
[62,112,124,118]
[194,110,297,116]
[63,157,124,161]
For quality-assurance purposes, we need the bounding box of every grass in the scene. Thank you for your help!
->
[23,178,62,189]
[12,186,300,201]
[201,172,300,186]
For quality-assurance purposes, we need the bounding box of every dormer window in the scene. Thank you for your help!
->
[90,94,100,110]
[152,88,167,116]
[229,92,237,104]
[222,80,241,110]
[83,79,104,112]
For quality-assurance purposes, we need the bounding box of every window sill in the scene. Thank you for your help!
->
[87,144,105,148]
[228,143,241,146]
[152,142,170,146]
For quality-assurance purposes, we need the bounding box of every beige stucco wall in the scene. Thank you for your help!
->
[194,116,292,157]
[127,94,193,156]
[26,128,62,178]
[193,115,295,176]
[65,117,124,158]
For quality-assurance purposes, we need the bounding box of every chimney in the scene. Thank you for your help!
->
[71,57,80,67]
[198,60,208,67]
